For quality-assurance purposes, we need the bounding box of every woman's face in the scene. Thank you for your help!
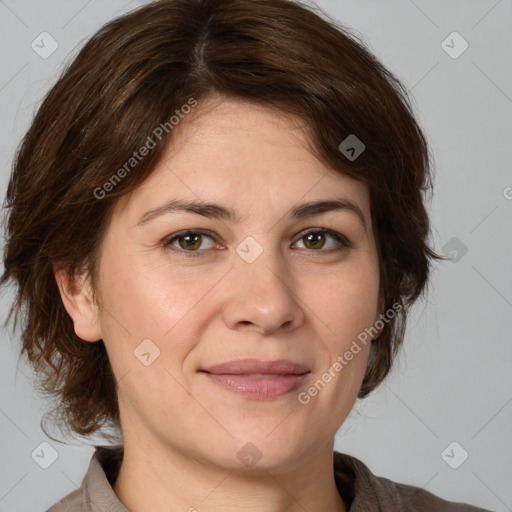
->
[87,98,382,470]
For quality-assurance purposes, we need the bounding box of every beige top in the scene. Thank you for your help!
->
[45,445,491,511]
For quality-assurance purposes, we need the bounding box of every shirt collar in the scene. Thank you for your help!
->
[79,445,387,511]
[81,445,129,512]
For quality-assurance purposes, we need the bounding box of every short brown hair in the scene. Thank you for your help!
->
[1,0,444,440]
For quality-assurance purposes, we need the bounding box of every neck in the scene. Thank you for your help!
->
[112,433,346,512]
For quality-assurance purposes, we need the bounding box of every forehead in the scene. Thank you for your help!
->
[113,98,371,225]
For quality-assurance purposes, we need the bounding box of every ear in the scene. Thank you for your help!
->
[54,265,102,342]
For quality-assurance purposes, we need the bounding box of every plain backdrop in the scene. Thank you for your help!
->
[0,1,511,511]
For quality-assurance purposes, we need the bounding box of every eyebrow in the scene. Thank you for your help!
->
[136,198,368,231]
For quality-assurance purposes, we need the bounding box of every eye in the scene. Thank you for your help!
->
[163,230,217,256]
[293,228,351,251]
[162,227,351,258]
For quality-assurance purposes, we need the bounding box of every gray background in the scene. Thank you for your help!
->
[0,1,511,511]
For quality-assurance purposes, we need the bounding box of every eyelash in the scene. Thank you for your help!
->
[162,228,352,258]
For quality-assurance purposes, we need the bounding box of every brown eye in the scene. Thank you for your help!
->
[164,231,216,254]
[303,231,326,250]
[295,229,350,251]
[177,233,203,250]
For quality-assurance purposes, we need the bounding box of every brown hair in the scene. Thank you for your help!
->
[1,0,444,440]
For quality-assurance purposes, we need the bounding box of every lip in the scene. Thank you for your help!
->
[201,358,310,375]
[199,358,310,400]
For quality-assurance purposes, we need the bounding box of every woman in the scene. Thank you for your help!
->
[0,0,492,510]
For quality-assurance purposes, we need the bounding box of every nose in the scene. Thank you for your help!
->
[221,248,305,336]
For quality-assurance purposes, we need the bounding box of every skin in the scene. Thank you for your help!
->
[56,97,384,512]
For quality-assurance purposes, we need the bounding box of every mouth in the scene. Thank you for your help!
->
[199,358,310,400]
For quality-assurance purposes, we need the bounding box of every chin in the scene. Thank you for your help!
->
[196,431,314,475]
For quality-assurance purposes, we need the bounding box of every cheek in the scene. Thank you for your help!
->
[300,271,374,425]
[95,256,203,424]
[310,263,380,344]
[97,248,194,334]
[303,262,378,406]
[95,248,221,377]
